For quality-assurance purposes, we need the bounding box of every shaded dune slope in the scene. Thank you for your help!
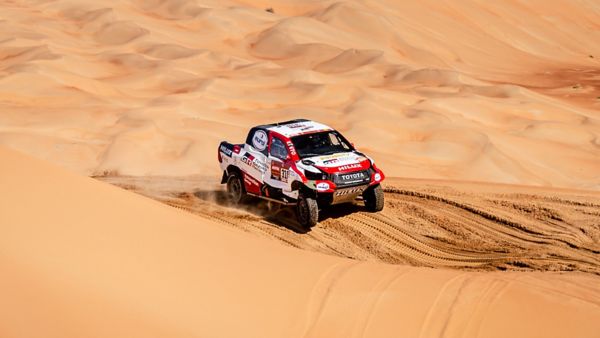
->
[101,175,600,275]
[2,147,600,337]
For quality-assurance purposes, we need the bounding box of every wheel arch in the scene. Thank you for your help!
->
[292,181,317,199]
[222,165,243,184]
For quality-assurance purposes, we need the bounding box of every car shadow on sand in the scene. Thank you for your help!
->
[192,189,363,234]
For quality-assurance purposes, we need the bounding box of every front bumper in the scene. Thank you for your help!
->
[306,167,384,192]
[304,166,385,205]
[330,184,369,204]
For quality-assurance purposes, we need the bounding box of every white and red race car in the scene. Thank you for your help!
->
[218,119,385,227]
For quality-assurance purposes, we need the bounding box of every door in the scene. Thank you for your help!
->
[266,134,291,190]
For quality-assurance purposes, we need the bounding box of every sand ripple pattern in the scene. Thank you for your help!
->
[100,176,600,275]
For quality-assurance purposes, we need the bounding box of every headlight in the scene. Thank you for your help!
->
[305,170,327,180]
[374,173,382,181]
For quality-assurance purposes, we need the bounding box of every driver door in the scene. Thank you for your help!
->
[266,134,291,190]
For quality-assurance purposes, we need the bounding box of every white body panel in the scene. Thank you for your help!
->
[267,121,333,138]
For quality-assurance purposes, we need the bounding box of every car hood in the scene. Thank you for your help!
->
[303,152,371,173]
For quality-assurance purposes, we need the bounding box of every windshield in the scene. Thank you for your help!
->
[290,131,353,158]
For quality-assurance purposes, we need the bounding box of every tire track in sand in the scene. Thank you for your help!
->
[100,176,600,275]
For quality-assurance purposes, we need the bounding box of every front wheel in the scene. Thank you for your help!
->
[226,172,246,204]
[363,184,384,212]
[296,196,318,228]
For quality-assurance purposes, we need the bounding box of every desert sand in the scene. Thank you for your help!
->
[2,0,600,337]
[2,146,600,338]
[101,174,600,275]
[0,0,599,189]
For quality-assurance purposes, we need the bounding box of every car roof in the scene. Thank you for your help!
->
[257,119,334,138]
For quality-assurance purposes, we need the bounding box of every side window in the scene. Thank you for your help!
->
[329,133,340,146]
[270,137,288,160]
[329,132,350,150]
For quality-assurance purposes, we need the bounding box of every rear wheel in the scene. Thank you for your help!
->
[296,196,318,228]
[363,184,384,212]
[226,172,246,204]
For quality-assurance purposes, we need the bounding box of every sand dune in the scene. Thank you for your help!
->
[0,0,599,188]
[2,146,600,337]
[101,174,600,274]
[2,1,600,336]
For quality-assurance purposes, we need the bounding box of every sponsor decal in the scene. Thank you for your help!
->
[287,123,305,129]
[241,153,254,166]
[296,128,329,136]
[252,130,268,151]
[319,153,346,160]
[334,170,370,186]
[323,158,339,165]
[243,173,261,194]
[241,153,266,173]
[340,172,366,181]
[316,182,330,191]
[219,144,233,157]
[271,161,282,179]
[244,174,260,186]
[334,186,365,196]
[337,163,362,171]
[338,172,367,184]
[253,159,267,173]
[286,141,297,156]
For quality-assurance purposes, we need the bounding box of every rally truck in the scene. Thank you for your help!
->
[218,119,385,228]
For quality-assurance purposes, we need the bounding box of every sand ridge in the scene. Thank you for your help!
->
[0,0,599,188]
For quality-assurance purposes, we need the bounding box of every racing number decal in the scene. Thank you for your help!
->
[270,160,289,183]
[280,168,289,183]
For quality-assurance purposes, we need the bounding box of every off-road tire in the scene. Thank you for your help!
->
[226,172,247,204]
[363,184,384,212]
[297,196,318,228]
